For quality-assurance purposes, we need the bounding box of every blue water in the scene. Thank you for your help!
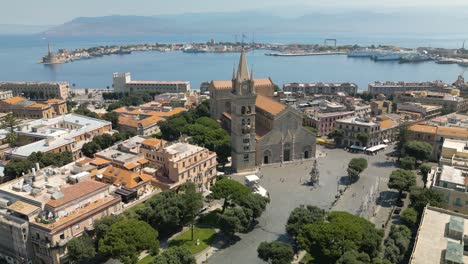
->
[0,33,465,90]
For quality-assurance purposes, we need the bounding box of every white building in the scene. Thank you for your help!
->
[0,90,13,100]
[113,72,190,94]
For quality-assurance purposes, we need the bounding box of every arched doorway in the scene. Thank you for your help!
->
[283,143,291,162]
[304,150,309,159]
[263,150,272,164]
[303,145,312,159]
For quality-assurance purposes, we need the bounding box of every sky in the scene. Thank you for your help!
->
[3,0,468,25]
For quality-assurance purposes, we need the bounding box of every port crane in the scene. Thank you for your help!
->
[324,39,337,47]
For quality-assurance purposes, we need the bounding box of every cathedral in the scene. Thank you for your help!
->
[209,49,316,172]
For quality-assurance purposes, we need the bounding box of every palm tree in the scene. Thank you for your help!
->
[1,113,21,147]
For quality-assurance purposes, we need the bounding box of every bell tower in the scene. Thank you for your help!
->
[230,48,257,172]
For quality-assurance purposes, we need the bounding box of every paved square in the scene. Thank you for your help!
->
[208,145,399,264]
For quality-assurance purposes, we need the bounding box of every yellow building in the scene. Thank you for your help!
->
[0,96,67,119]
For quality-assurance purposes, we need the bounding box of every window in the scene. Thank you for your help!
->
[244,146,249,151]
[243,154,249,161]
[455,198,462,207]
[74,224,80,230]
[59,233,65,239]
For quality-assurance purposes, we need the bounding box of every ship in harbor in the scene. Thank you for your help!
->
[399,53,433,63]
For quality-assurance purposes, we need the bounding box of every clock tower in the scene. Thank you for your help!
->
[230,48,257,172]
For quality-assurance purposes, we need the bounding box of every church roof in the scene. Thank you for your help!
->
[256,95,286,115]
[211,79,273,90]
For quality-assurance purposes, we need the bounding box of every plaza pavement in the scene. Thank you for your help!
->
[207,145,399,264]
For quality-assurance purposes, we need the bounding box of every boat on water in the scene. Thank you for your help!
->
[372,53,402,61]
[399,54,432,63]
[347,49,383,58]
[115,49,132,55]
[265,51,347,57]
[458,60,468,67]
[436,58,459,64]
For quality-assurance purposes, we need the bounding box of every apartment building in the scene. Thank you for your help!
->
[397,102,442,119]
[0,96,67,119]
[336,117,399,148]
[100,166,153,202]
[0,90,13,100]
[153,142,217,192]
[0,165,122,264]
[113,72,190,94]
[394,90,468,113]
[115,105,186,136]
[368,81,453,96]
[283,82,357,95]
[0,82,69,100]
[410,206,468,264]
[304,111,355,136]
[427,165,468,214]
[439,139,468,170]
[9,114,112,160]
[370,95,393,116]
[94,136,149,172]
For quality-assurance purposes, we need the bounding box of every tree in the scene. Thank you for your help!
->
[399,156,416,170]
[400,208,418,228]
[94,215,125,243]
[347,158,368,182]
[336,250,371,264]
[1,113,21,147]
[257,241,294,264]
[419,163,432,188]
[404,141,432,161]
[4,158,34,181]
[98,220,159,264]
[67,234,96,263]
[239,193,269,224]
[383,225,411,263]
[211,178,251,213]
[143,190,185,237]
[218,207,250,238]
[102,112,119,128]
[387,169,416,197]
[409,187,444,212]
[397,125,409,158]
[286,205,325,239]
[298,211,382,263]
[356,133,370,147]
[179,182,203,241]
[328,129,344,143]
[152,247,196,264]
[305,126,318,135]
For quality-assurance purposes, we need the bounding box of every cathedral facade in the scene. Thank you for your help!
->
[209,49,316,172]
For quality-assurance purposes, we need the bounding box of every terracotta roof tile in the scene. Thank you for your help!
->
[141,138,163,147]
[380,119,398,130]
[118,115,164,128]
[211,79,273,89]
[255,95,286,115]
[46,181,109,208]
[102,166,151,189]
[437,127,468,138]
[3,96,26,105]
[27,103,48,108]
[408,124,437,134]
[46,99,65,104]
[90,157,111,166]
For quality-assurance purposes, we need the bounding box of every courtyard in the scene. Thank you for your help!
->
[208,145,399,264]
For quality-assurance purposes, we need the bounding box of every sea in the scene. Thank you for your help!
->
[0,32,467,91]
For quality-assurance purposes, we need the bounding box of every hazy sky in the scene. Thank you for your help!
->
[4,0,468,25]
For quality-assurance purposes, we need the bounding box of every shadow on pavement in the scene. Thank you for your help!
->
[377,191,398,208]
[372,160,396,168]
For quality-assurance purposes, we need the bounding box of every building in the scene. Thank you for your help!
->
[200,82,210,94]
[397,102,442,119]
[0,82,69,100]
[283,82,357,95]
[153,142,217,192]
[439,139,468,170]
[94,136,150,172]
[336,117,398,147]
[100,166,153,202]
[427,165,467,214]
[139,138,167,166]
[0,90,13,100]
[370,94,393,116]
[9,114,112,160]
[113,72,190,94]
[368,81,453,96]
[114,105,186,136]
[344,97,371,117]
[304,111,355,136]
[0,209,33,263]
[0,96,68,119]
[408,121,468,161]
[209,49,316,172]
[410,206,468,264]
[0,165,122,264]
[395,90,468,113]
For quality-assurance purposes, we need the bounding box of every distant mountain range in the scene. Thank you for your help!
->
[27,10,468,36]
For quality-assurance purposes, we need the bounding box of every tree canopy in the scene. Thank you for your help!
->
[404,141,432,161]
[286,205,325,239]
[383,225,411,264]
[239,193,269,223]
[387,169,416,196]
[257,241,294,264]
[419,164,432,187]
[211,178,251,212]
[400,208,418,228]
[409,187,444,212]
[99,220,159,264]
[67,234,96,263]
[399,156,416,170]
[218,207,250,238]
[298,211,382,263]
[152,246,196,264]
[356,132,370,147]
[347,158,368,182]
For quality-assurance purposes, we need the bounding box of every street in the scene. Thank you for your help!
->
[208,145,399,264]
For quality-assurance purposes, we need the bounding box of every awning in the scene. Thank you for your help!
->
[383,139,390,144]
[245,175,260,183]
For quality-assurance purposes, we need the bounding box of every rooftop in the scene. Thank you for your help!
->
[337,117,378,126]
[2,96,27,105]
[443,139,468,153]
[165,142,205,162]
[102,166,152,189]
[408,124,437,134]
[141,138,164,148]
[438,165,466,186]
[410,206,468,264]
[256,95,286,116]
[46,180,109,208]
